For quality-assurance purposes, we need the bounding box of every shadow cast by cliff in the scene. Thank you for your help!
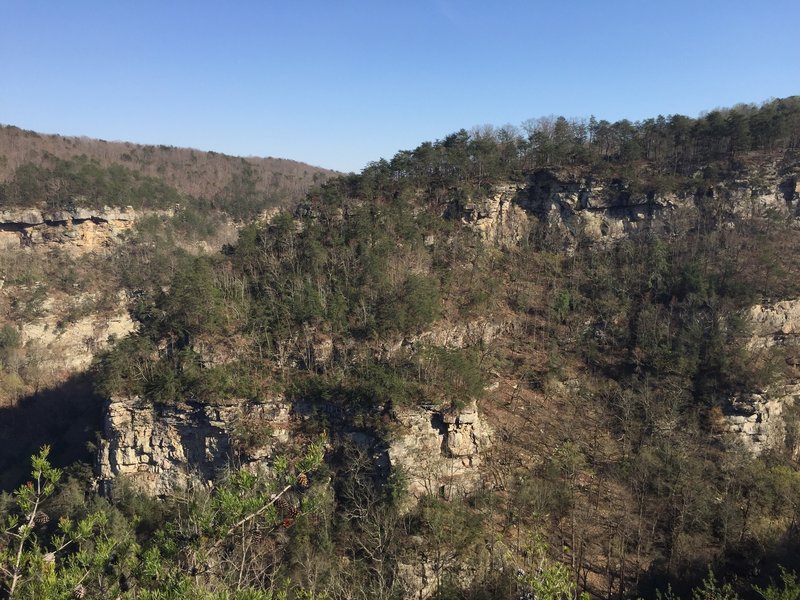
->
[0,372,103,491]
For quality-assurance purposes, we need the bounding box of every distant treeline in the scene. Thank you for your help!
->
[0,126,336,218]
[0,155,182,212]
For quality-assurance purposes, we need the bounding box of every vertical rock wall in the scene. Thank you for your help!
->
[722,299,800,455]
[97,397,291,496]
[387,400,492,503]
[97,395,492,501]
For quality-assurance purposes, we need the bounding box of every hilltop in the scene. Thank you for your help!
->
[0,124,338,219]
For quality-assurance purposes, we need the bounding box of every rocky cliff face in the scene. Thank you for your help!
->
[455,166,800,246]
[97,394,492,501]
[0,206,137,252]
[724,385,800,456]
[19,292,135,379]
[722,298,800,455]
[388,400,492,503]
[528,168,800,244]
[97,396,291,496]
[453,184,530,248]
[520,170,685,242]
[747,299,800,347]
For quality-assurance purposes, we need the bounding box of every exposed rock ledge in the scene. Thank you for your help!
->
[97,396,492,501]
[722,298,800,455]
[452,168,799,247]
[388,400,492,504]
[97,397,292,496]
[747,298,800,348]
[724,385,800,455]
[0,206,136,252]
[19,292,136,378]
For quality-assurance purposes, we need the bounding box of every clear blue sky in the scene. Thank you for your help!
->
[2,1,798,173]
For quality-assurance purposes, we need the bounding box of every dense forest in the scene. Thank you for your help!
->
[353,95,800,192]
[0,125,336,219]
[1,97,800,599]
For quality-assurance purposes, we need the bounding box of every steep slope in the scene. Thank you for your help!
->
[3,97,800,599]
[0,127,337,491]
[92,100,800,597]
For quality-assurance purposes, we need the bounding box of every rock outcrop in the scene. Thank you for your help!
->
[377,318,516,361]
[97,394,492,502]
[0,206,137,252]
[387,400,492,503]
[97,396,291,496]
[454,184,530,248]
[724,385,800,455]
[19,293,136,379]
[747,298,800,348]
[454,167,799,247]
[722,298,800,455]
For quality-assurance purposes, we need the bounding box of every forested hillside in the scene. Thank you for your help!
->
[2,97,800,599]
[0,125,337,219]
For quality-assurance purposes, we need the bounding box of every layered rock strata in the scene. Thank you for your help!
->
[722,298,800,454]
[97,395,492,501]
[97,397,291,496]
[453,168,799,246]
[724,386,800,455]
[0,206,136,252]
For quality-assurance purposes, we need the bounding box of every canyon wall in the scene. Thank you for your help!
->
[0,206,137,252]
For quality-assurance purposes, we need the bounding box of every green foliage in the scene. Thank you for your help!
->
[374,274,441,335]
[126,438,326,597]
[0,441,332,598]
[169,204,219,239]
[29,95,800,599]
[359,361,419,406]
[419,346,485,407]
[8,283,49,322]
[0,325,21,369]
[0,447,134,599]
[415,497,485,593]
[755,568,800,600]
[551,288,573,323]
[1,155,182,210]
[93,335,156,399]
[155,256,227,342]
[690,569,740,600]
[214,160,281,221]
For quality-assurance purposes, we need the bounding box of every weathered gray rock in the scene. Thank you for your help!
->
[519,170,691,244]
[387,400,492,503]
[0,209,44,225]
[98,206,136,221]
[724,385,800,455]
[70,207,96,220]
[43,210,72,223]
[488,166,800,246]
[456,184,530,248]
[722,297,800,455]
[98,392,493,504]
[378,318,516,360]
[20,292,136,376]
[747,299,800,347]
[97,396,291,496]
[396,561,437,599]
